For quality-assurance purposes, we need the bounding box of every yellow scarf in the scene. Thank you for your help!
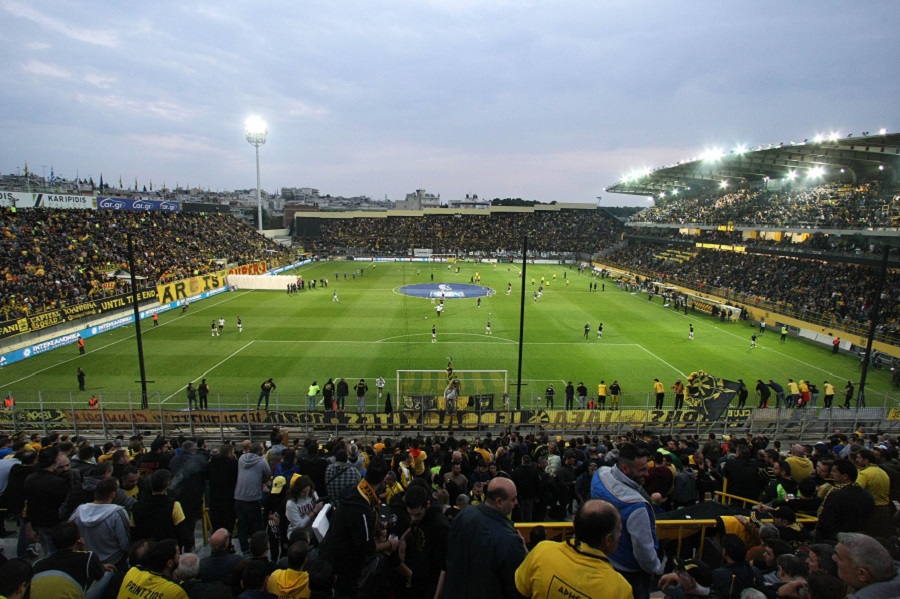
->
[357,479,380,509]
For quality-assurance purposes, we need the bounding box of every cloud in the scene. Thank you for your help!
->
[2,1,119,47]
[84,72,116,89]
[22,60,71,78]
[74,93,200,121]
[129,134,229,157]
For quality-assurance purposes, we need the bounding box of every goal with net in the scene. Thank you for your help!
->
[396,370,508,411]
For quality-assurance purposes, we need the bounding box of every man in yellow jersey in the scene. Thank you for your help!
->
[854,449,892,535]
[118,539,187,599]
[516,499,631,599]
[653,379,665,410]
[823,380,836,408]
[597,381,608,410]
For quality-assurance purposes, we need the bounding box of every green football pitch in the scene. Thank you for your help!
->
[1,260,896,412]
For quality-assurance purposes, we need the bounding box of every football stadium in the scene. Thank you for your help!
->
[1,133,898,444]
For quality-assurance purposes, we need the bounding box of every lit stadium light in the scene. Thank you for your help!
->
[787,171,798,180]
[735,144,747,155]
[720,180,729,189]
[245,116,268,234]
[840,168,846,173]
[828,131,839,142]
[808,167,825,178]
[702,148,725,162]
[879,165,885,171]
[880,128,888,135]
[813,134,823,143]
[672,189,679,195]
[659,191,666,198]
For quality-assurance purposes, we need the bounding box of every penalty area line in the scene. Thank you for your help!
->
[636,344,687,379]
[159,340,256,405]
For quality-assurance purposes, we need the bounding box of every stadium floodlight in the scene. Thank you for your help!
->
[672,188,679,195]
[720,180,729,189]
[808,167,825,178]
[245,116,268,234]
[813,134,824,143]
[735,144,747,155]
[702,148,725,162]
[879,165,885,171]
[880,128,888,135]
[787,171,798,180]
[828,131,839,142]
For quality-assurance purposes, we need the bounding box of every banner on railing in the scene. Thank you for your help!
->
[226,261,268,276]
[156,271,228,304]
[0,289,158,341]
[97,197,180,212]
[0,406,765,430]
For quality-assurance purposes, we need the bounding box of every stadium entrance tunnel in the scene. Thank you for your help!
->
[398,283,494,299]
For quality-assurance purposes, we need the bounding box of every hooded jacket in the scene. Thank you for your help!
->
[265,568,310,598]
[70,502,130,564]
[235,452,272,502]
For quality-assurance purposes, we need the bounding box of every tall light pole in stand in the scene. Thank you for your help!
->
[245,116,268,233]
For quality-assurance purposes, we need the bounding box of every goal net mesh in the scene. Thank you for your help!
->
[396,370,508,411]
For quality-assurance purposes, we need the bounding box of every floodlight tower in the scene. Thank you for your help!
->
[245,116,268,233]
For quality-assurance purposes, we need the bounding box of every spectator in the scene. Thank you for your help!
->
[590,444,664,599]
[834,532,900,598]
[445,477,527,598]
[515,498,631,599]
[234,442,272,555]
[198,528,242,583]
[117,539,187,599]
[265,540,310,599]
[69,477,131,570]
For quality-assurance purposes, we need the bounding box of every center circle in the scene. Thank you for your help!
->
[398,283,494,299]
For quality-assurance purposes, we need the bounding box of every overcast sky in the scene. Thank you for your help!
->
[1,1,896,206]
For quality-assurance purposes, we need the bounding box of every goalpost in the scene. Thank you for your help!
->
[396,370,508,411]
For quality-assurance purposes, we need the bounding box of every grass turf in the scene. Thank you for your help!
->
[1,260,895,412]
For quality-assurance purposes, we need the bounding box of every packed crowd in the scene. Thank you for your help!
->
[0,426,898,598]
[604,240,900,335]
[629,180,899,229]
[0,208,295,321]
[303,209,624,257]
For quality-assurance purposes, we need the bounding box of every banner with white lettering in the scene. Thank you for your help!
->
[0,191,96,210]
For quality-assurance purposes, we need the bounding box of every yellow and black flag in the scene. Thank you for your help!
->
[684,370,742,422]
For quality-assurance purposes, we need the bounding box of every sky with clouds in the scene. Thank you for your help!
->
[1,1,897,206]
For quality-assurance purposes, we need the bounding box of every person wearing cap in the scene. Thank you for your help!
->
[515,499,631,599]
[768,506,810,550]
[591,444,663,599]
[658,557,715,597]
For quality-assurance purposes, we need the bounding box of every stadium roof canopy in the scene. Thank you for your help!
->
[605,131,900,200]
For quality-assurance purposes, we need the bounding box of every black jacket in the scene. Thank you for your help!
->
[23,469,70,528]
[319,484,377,596]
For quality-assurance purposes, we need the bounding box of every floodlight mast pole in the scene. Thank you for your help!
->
[516,236,528,410]
[856,244,891,407]
[245,120,268,234]
[127,233,150,409]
